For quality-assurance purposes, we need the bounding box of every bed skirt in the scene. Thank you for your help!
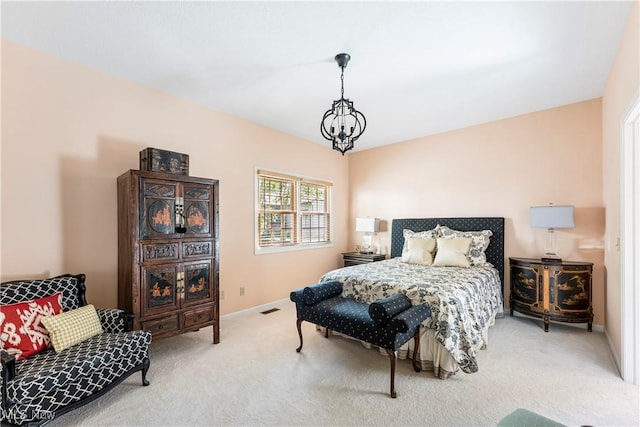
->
[321,311,498,380]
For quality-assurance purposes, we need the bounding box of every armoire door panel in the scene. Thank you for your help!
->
[142,263,180,316]
[183,260,213,306]
[140,179,179,239]
[183,184,211,236]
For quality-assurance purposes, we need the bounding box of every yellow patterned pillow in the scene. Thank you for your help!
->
[41,304,104,352]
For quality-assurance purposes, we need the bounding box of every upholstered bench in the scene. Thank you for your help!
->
[1,274,151,426]
[290,280,431,398]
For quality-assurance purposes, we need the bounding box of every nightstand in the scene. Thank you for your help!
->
[342,252,386,267]
[509,257,593,332]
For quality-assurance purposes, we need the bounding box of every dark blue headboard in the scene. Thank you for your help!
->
[390,217,505,288]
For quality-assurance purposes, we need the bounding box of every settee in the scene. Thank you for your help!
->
[0,274,151,426]
[290,280,431,397]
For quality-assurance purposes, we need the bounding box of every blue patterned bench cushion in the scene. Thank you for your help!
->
[291,281,431,352]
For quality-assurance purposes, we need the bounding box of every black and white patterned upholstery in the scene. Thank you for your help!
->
[96,308,129,333]
[390,217,505,291]
[0,274,85,311]
[1,274,151,426]
[290,281,431,397]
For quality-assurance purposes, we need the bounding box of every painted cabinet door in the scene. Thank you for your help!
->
[141,263,180,317]
[140,178,178,239]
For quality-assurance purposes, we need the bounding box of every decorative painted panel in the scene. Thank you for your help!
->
[140,179,178,239]
[183,261,212,306]
[511,264,537,304]
[142,264,179,316]
[183,183,211,236]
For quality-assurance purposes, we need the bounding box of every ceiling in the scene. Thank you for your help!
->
[1,1,634,152]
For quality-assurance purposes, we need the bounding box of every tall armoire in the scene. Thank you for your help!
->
[117,169,220,343]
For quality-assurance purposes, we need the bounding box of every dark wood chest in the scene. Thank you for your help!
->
[117,170,220,343]
[509,257,593,332]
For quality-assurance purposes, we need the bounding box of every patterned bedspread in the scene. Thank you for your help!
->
[320,258,503,374]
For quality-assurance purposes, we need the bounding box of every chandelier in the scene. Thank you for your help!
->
[320,53,367,155]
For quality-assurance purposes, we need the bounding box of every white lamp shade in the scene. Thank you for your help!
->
[355,217,380,233]
[530,205,575,229]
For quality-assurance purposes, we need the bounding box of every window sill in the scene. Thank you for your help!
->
[255,242,334,255]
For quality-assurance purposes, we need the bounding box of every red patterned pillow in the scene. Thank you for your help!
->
[0,292,63,360]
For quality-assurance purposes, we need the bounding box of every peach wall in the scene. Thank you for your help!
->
[602,2,639,362]
[349,99,606,325]
[0,40,349,315]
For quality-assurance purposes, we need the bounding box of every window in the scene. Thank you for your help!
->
[256,169,332,252]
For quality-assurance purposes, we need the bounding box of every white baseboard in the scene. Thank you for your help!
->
[604,326,623,377]
[221,298,290,320]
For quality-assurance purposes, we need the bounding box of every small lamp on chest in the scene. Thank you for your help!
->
[530,204,575,262]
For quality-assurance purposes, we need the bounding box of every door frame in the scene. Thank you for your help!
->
[620,92,640,384]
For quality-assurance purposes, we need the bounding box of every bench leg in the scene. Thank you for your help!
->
[384,349,398,398]
[296,318,304,352]
[412,331,422,373]
[141,357,150,386]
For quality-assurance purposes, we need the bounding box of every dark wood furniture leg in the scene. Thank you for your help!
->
[296,319,303,352]
[141,358,150,386]
[385,349,398,398]
[411,331,421,372]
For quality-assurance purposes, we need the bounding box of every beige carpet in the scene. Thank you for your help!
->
[50,302,639,427]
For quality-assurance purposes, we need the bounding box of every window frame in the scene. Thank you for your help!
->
[255,167,333,254]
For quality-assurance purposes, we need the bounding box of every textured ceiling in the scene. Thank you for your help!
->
[1,1,634,152]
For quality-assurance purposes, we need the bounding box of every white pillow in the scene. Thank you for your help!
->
[401,228,439,258]
[438,226,493,266]
[401,237,436,265]
[433,237,472,267]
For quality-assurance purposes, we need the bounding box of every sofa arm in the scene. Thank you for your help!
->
[369,293,412,327]
[290,280,343,307]
[290,288,305,305]
[96,308,135,333]
[1,349,15,410]
[302,280,343,305]
[387,304,431,334]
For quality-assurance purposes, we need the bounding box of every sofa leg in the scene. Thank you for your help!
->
[296,318,304,352]
[385,349,397,398]
[411,331,422,372]
[141,358,150,386]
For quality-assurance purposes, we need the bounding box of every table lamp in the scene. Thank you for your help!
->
[530,204,574,262]
[355,217,379,254]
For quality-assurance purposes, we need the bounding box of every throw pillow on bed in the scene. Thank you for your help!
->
[402,227,439,257]
[0,292,63,360]
[438,226,493,266]
[433,237,472,267]
[401,237,436,265]
[41,304,104,352]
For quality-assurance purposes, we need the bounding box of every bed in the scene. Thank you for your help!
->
[319,217,505,379]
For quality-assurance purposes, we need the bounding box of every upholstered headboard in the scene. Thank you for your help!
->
[390,217,505,288]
